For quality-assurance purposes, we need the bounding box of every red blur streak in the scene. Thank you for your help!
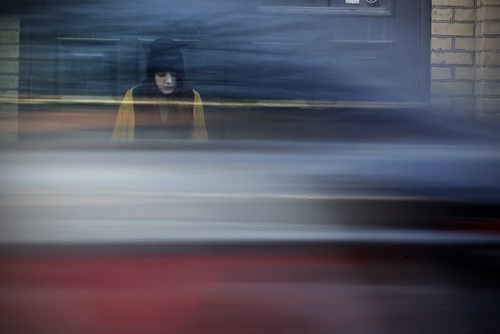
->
[0,253,365,334]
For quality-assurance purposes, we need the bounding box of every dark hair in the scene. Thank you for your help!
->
[139,38,193,98]
[146,39,185,77]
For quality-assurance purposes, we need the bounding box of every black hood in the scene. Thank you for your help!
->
[146,38,186,77]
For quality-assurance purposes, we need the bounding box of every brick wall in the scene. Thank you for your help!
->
[431,0,500,116]
[475,0,500,115]
[0,16,19,142]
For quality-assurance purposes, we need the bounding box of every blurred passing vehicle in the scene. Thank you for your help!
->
[1,129,500,333]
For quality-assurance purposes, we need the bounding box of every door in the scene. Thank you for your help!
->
[20,0,430,102]
[18,0,431,139]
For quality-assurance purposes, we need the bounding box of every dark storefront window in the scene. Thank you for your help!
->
[260,0,391,15]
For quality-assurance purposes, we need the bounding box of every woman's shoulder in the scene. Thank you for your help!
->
[120,86,138,101]
[192,89,202,101]
[127,85,141,97]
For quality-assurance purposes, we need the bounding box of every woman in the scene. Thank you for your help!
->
[112,39,207,141]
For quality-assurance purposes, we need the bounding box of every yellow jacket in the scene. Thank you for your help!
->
[112,87,208,141]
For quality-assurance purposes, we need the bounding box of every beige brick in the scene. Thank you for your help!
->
[432,51,473,65]
[479,22,500,35]
[433,8,453,21]
[478,0,500,6]
[0,31,19,44]
[454,37,476,50]
[0,75,18,89]
[454,9,476,21]
[476,81,500,96]
[0,90,18,98]
[432,81,474,95]
[0,45,19,59]
[477,37,500,51]
[0,60,19,74]
[433,0,474,6]
[0,103,17,117]
[477,51,500,65]
[0,17,20,29]
[477,97,500,112]
[431,96,453,108]
[455,66,475,80]
[476,67,500,80]
[432,23,474,36]
[478,7,500,20]
[432,66,453,79]
[432,37,453,50]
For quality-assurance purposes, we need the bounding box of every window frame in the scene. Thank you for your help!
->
[258,0,393,16]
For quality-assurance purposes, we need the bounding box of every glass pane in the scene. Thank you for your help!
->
[262,0,330,6]
[57,40,117,97]
[262,0,386,8]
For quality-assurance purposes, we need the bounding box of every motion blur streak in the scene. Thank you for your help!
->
[1,142,500,334]
[0,245,498,334]
[1,0,500,333]
[1,96,426,109]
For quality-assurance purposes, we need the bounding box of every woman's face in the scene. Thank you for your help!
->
[154,71,176,95]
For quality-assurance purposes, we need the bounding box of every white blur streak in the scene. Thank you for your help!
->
[1,219,499,245]
[1,142,500,245]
